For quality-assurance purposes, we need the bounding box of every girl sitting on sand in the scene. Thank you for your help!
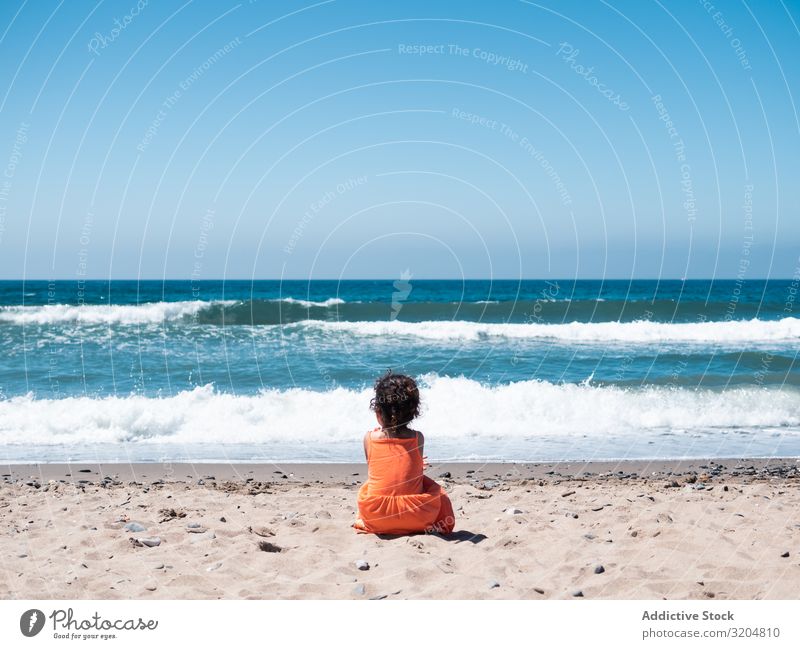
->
[354,371,455,535]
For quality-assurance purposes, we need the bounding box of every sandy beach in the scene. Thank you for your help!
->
[1,459,798,600]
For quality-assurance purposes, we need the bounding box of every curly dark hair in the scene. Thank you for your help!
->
[369,371,420,428]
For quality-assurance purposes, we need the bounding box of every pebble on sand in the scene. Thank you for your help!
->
[505,507,523,515]
[488,580,500,589]
[353,584,366,596]
[123,522,146,533]
[571,589,584,597]
[781,551,790,558]
[257,541,283,553]
[132,537,161,548]
[355,560,370,571]
[594,564,605,574]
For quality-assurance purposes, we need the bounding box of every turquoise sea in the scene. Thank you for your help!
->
[0,279,798,463]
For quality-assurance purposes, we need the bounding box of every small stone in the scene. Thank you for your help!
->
[505,507,523,515]
[124,522,146,533]
[561,490,576,498]
[582,533,596,540]
[352,584,366,596]
[189,531,215,543]
[594,564,605,574]
[488,580,500,589]
[257,541,282,553]
[134,537,161,547]
[153,564,165,570]
[355,560,370,571]
[571,589,584,597]
[533,587,545,595]
[186,522,203,529]
[781,551,790,558]
[220,516,227,523]
[439,471,451,478]
[206,562,223,572]
[144,583,157,591]
[630,531,638,537]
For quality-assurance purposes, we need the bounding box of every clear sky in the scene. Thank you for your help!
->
[0,0,797,279]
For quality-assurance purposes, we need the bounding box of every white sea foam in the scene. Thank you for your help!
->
[0,300,236,325]
[296,317,800,343]
[1,377,798,447]
[274,297,346,307]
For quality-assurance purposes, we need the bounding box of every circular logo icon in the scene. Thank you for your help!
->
[20,609,45,637]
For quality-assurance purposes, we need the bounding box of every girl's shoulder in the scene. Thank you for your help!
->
[366,427,421,441]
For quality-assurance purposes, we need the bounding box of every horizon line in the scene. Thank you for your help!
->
[0,277,796,282]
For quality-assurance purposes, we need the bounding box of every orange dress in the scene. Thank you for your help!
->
[354,429,455,535]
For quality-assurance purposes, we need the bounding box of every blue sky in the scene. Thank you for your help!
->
[0,0,797,279]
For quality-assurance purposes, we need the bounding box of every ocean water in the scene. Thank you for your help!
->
[0,279,798,463]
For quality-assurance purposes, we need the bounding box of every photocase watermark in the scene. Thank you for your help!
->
[46,279,61,397]
[452,108,573,206]
[725,183,754,320]
[556,42,630,111]
[699,1,752,71]
[754,254,800,385]
[283,175,368,254]
[191,206,215,300]
[783,256,800,316]
[20,607,158,640]
[87,0,149,56]
[398,43,528,73]
[612,309,655,382]
[652,94,696,223]
[76,211,94,305]
[137,36,243,152]
[1,121,30,245]
[511,281,561,367]
[391,269,413,320]
[20,609,45,637]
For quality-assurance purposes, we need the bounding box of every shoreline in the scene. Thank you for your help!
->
[3,458,799,485]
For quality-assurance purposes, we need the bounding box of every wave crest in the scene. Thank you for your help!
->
[299,317,800,343]
[1,377,798,446]
[0,301,239,325]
